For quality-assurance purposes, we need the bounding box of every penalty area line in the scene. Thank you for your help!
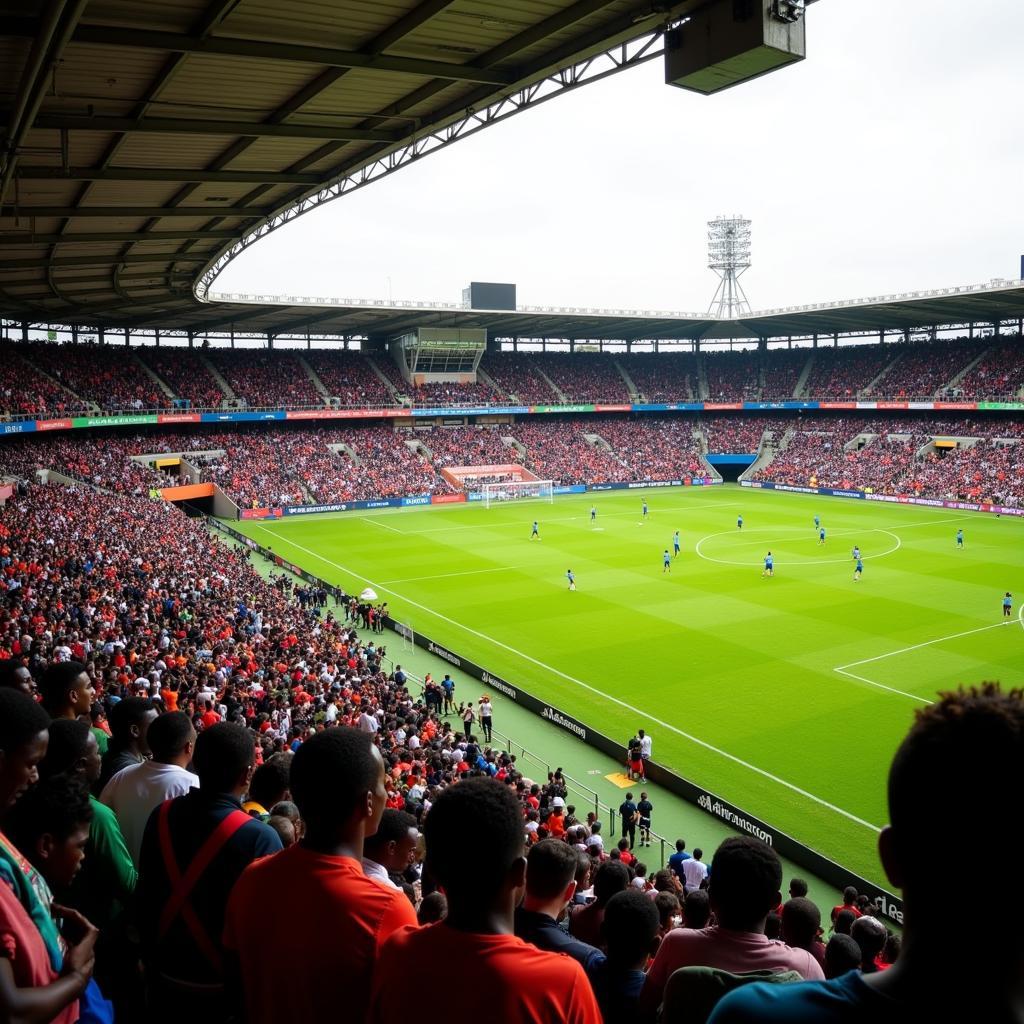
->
[248,521,882,834]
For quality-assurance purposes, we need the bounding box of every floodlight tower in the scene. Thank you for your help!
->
[706,216,752,318]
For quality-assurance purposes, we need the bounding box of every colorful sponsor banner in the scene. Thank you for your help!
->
[743,479,1024,516]
[594,404,632,412]
[706,453,757,463]
[157,412,202,424]
[817,402,858,409]
[552,484,587,495]
[977,401,1024,411]
[431,493,467,505]
[202,411,286,422]
[36,418,74,431]
[631,402,703,412]
[72,414,159,428]
[411,405,528,417]
[742,401,819,410]
[703,402,743,410]
[0,420,36,434]
[400,495,432,507]
[284,408,403,420]
[529,404,596,414]
[239,507,283,519]
[158,482,215,500]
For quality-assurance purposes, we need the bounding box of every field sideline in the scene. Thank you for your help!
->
[232,485,1024,883]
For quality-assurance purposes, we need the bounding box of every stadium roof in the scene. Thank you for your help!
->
[1,0,699,326]
[2,1,1023,342]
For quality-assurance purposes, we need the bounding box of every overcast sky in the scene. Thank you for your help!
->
[216,0,1024,314]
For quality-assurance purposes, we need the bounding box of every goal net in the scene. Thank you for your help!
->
[482,479,555,508]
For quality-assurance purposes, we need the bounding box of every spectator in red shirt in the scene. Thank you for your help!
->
[199,702,221,730]
[370,777,601,1024]
[224,727,416,1024]
[830,885,862,924]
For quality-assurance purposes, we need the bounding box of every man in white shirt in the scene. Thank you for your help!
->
[361,809,419,890]
[681,847,708,891]
[639,729,652,760]
[101,710,198,866]
[357,708,380,734]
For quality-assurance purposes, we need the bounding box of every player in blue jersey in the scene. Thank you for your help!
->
[762,551,774,578]
[737,514,743,530]
[530,520,540,540]
[818,526,826,545]
[814,514,820,529]
[663,550,672,573]
[1003,591,1013,617]
[591,505,597,523]
[673,530,681,557]
[956,528,964,548]
[854,557,863,582]
[567,569,576,591]
[852,545,861,561]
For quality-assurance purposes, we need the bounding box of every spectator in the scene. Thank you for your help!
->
[668,838,691,879]
[849,915,889,974]
[417,891,447,925]
[241,755,290,819]
[683,888,711,929]
[98,697,158,790]
[780,897,826,972]
[370,777,602,1024]
[589,889,661,1024]
[137,722,281,1022]
[223,728,417,1024]
[830,885,863,924]
[100,711,199,867]
[0,688,96,1024]
[39,661,94,721]
[40,719,136,934]
[681,846,708,891]
[0,659,34,695]
[655,891,682,937]
[4,773,113,1023]
[514,838,606,978]
[710,684,1024,1021]
[640,837,824,1016]
[833,908,857,936]
[361,809,419,891]
[568,860,630,950]
[823,933,863,980]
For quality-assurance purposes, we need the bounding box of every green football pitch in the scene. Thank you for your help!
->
[232,485,1024,884]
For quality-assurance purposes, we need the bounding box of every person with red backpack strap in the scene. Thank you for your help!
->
[136,722,281,1024]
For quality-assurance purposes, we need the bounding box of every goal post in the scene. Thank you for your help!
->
[482,479,555,508]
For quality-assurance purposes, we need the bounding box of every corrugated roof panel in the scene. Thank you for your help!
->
[84,0,209,35]
[110,134,250,168]
[51,44,170,99]
[0,38,30,94]
[66,181,191,206]
[296,66,439,116]
[217,137,338,171]
[220,1,408,50]
[155,55,343,111]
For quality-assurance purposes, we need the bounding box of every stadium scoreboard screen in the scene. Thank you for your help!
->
[462,281,516,311]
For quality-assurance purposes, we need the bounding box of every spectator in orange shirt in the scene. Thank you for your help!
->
[370,778,601,1024]
[224,728,416,1024]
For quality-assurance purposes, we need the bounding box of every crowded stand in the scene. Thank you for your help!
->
[513,421,635,484]
[424,425,521,468]
[864,340,978,399]
[591,419,706,480]
[21,341,170,411]
[304,350,398,406]
[479,352,560,403]
[533,354,632,403]
[205,350,324,408]
[952,339,1024,399]
[0,475,1012,1022]
[800,344,895,400]
[701,415,784,453]
[621,353,696,401]
[406,378,506,406]
[0,342,89,417]
[703,349,761,401]
[139,350,227,409]
[759,349,810,401]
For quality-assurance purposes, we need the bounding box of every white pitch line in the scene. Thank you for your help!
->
[359,516,404,534]
[836,620,1012,672]
[834,668,934,705]
[378,565,524,585]
[248,521,882,834]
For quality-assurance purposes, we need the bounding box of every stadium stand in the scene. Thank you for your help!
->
[759,349,810,401]
[621,353,696,402]
[0,341,89,417]
[864,340,978,399]
[532,353,632,403]
[703,349,761,401]
[304,351,404,407]
[951,339,1024,399]
[479,352,560,403]
[205,350,324,408]
[139,349,227,409]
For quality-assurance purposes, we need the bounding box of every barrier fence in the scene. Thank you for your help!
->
[210,514,905,926]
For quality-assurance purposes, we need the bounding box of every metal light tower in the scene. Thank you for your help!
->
[707,216,752,318]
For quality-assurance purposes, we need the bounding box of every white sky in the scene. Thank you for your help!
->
[216,0,1024,313]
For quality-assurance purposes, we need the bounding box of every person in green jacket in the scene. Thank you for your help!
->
[41,719,138,927]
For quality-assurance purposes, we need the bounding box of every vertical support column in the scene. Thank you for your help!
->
[833,332,838,348]
[124,328,130,347]
[969,322,975,339]
[306,328,311,350]
[992,320,1000,339]
[267,332,273,350]
[71,325,78,345]
[98,327,105,346]
[929,325,937,342]
[22,322,29,343]
[813,333,818,349]
[154,328,160,349]
[230,328,235,349]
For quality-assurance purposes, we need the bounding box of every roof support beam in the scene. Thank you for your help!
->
[5,20,513,85]
[2,229,238,244]
[1,206,269,219]
[0,253,207,270]
[28,114,402,143]
[15,166,325,185]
